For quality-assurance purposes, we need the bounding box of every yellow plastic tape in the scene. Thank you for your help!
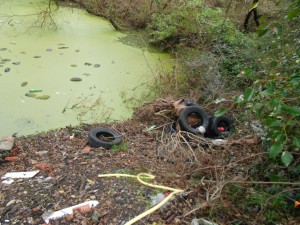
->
[98,173,184,225]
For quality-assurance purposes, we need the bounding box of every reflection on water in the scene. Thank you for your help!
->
[0,0,172,136]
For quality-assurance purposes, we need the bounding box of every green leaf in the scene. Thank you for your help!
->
[270,61,278,68]
[269,143,283,158]
[287,120,297,126]
[283,105,300,116]
[265,118,282,127]
[281,151,293,167]
[244,87,255,102]
[275,23,283,36]
[258,28,268,37]
[296,48,300,57]
[292,137,300,148]
[244,68,254,77]
[214,108,227,117]
[288,8,300,20]
[234,95,244,104]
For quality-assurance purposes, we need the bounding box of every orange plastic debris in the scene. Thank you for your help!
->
[4,156,19,161]
[35,163,52,172]
[73,204,91,214]
[295,201,300,208]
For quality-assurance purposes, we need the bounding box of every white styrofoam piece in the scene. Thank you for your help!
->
[1,170,40,179]
[43,200,99,224]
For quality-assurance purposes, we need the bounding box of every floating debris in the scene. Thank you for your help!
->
[33,56,41,58]
[70,64,77,67]
[46,48,52,52]
[10,42,16,45]
[83,73,91,76]
[84,62,92,66]
[58,46,69,49]
[0,48,7,51]
[4,67,10,72]
[75,49,80,52]
[70,77,82,82]
[93,64,101,68]
[1,59,11,62]
[12,62,21,65]
[21,81,28,87]
[20,51,26,54]
[57,43,65,46]
[25,93,36,98]
[29,89,42,93]
[36,95,50,100]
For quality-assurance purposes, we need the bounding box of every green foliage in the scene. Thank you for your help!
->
[234,2,300,167]
[112,142,127,152]
[147,0,245,47]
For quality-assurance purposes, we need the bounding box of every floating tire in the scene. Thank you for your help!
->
[88,127,122,149]
[178,106,209,134]
[206,116,234,137]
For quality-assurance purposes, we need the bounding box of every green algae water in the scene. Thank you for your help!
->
[0,0,172,137]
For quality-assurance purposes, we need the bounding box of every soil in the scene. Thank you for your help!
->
[0,99,297,224]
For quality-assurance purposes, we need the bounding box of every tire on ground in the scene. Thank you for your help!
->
[178,106,209,134]
[206,116,234,137]
[88,127,122,149]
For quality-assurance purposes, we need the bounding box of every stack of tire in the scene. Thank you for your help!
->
[178,100,234,138]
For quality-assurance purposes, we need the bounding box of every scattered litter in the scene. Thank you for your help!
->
[42,200,99,224]
[211,139,227,146]
[29,89,42,93]
[36,95,50,100]
[2,178,14,185]
[151,193,165,207]
[6,199,16,207]
[147,125,157,131]
[70,77,82,82]
[191,218,219,225]
[1,170,39,179]
[197,126,206,134]
[0,136,14,151]
[21,81,28,87]
[4,156,19,161]
[25,92,36,98]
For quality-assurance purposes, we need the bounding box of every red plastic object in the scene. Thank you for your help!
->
[217,127,225,132]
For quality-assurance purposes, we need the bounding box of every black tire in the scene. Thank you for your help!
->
[206,116,234,137]
[178,106,209,134]
[88,127,122,149]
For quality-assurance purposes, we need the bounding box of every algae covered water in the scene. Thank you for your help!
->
[0,0,172,137]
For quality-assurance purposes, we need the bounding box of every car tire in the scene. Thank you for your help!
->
[88,127,122,149]
[178,106,209,134]
[206,116,234,137]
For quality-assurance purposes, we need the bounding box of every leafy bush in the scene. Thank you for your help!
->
[235,2,300,167]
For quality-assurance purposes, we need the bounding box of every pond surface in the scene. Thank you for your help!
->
[0,0,172,137]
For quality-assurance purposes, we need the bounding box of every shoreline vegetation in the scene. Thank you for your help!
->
[1,0,299,224]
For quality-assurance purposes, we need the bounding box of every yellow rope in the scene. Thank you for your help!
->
[97,173,184,225]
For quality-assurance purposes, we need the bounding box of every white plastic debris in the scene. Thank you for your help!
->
[151,193,165,207]
[191,218,219,225]
[197,126,206,134]
[2,178,14,185]
[211,139,227,146]
[43,200,99,224]
[1,170,39,179]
